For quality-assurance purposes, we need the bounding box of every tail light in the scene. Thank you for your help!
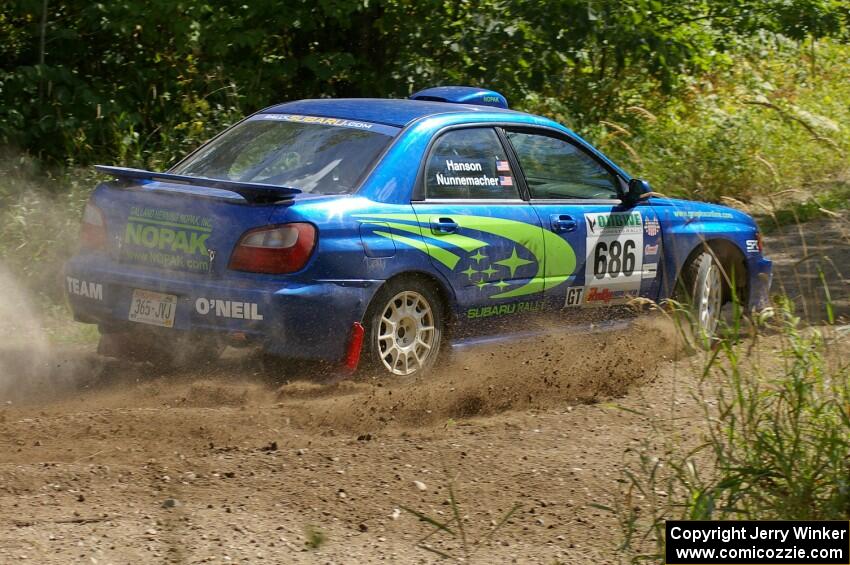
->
[229,223,317,274]
[80,202,107,251]
[756,232,764,253]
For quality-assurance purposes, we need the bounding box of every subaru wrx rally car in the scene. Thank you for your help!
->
[65,86,772,377]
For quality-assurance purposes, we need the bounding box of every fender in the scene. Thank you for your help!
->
[651,198,756,300]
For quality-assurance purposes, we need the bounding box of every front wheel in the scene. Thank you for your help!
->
[679,251,725,348]
[364,279,444,378]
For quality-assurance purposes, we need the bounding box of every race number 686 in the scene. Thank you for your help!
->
[593,240,636,278]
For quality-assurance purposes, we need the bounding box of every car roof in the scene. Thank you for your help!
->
[262,98,522,128]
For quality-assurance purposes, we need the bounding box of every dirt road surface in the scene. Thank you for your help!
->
[1,219,847,564]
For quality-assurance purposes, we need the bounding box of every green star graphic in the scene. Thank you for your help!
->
[492,279,510,290]
[470,250,487,264]
[481,265,498,278]
[494,247,534,277]
[475,279,488,290]
[461,266,479,280]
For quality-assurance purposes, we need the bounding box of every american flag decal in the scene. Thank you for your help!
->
[644,217,660,237]
[499,176,513,186]
[496,160,511,172]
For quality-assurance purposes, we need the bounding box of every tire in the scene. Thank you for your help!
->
[363,277,444,378]
[678,250,725,349]
[98,327,224,368]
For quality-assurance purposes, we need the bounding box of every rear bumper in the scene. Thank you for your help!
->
[64,255,381,362]
[748,256,773,311]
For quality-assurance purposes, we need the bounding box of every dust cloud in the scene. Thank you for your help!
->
[0,265,51,399]
[271,315,684,432]
[0,306,683,433]
[0,266,104,404]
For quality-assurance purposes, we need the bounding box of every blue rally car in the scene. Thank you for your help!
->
[65,86,772,377]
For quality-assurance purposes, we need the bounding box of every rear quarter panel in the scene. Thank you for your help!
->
[268,196,459,314]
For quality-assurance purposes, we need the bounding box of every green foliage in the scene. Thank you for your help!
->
[700,304,850,521]
[0,153,91,302]
[2,0,850,310]
[610,301,850,562]
[1,0,848,166]
[583,40,850,202]
[304,524,327,550]
[758,179,850,233]
[401,478,522,561]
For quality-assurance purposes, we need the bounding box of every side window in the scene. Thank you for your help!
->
[506,131,619,199]
[425,128,519,199]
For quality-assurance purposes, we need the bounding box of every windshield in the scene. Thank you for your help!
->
[171,114,399,194]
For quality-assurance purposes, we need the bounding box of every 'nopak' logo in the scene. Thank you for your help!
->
[125,223,210,255]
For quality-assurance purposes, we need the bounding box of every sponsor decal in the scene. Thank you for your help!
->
[644,217,660,237]
[584,211,644,299]
[466,299,544,319]
[123,207,214,273]
[124,223,209,255]
[644,243,659,256]
[746,239,759,253]
[642,263,658,279]
[564,287,584,307]
[255,113,372,130]
[585,211,643,236]
[496,160,511,172]
[354,213,577,299]
[250,113,399,135]
[499,176,513,186]
[195,298,264,321]
[673,210,734,219]
[66,276,103,300]
[584,287,637,304]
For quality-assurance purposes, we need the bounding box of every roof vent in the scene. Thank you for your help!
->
[410,86,508,109]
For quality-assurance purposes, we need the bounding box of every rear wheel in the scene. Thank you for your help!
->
[679,251,725,348]
[365,278,444,378]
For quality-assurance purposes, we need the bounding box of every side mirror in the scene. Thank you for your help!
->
[625,178,651,206]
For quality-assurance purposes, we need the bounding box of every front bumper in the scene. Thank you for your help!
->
[64,255,382,362]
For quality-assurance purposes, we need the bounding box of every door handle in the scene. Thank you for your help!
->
[550,214,577,233]
[431,217,458,234]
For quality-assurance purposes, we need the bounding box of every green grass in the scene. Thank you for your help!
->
[607,298,850,562]
[304,525,327,550]
[401,477,521,561]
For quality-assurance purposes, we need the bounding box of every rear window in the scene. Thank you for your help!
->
[171,114,399,194]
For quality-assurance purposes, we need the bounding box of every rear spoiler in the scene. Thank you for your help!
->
[94,165,302,204]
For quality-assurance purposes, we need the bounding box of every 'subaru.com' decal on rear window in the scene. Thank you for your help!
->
[248,113,400,136]
[666,521,850,564]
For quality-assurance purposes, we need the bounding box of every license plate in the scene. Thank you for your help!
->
[128,289,177,328]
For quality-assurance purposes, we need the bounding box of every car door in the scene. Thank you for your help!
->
[410,127,548,328]
[503,128,663,317]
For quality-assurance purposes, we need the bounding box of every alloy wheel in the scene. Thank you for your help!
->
[377,290,436,376]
